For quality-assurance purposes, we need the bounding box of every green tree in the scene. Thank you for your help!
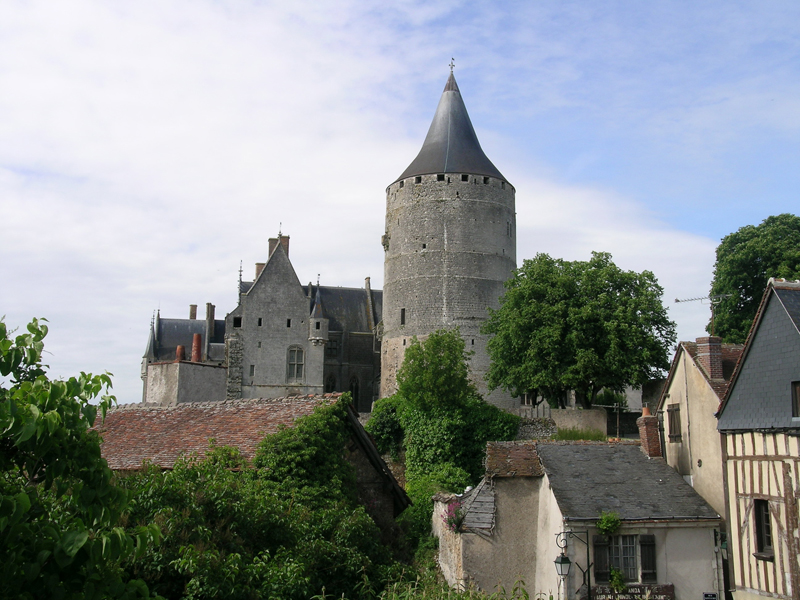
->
[482,252,676,408]
[121,395,396,600]
[367,330,519,553]
[710,213,800,343]
[0,318,159,600]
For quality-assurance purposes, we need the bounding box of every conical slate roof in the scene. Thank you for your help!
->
[395,73,505,182]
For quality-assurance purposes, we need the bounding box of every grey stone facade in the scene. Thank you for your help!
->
[141,236,382,412]
[380,72,517,408]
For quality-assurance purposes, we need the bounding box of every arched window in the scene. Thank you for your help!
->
[349,376,360,404]
[287,346,304,383]
[325,374,337,393]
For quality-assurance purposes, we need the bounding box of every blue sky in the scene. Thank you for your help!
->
[1,1,798,402]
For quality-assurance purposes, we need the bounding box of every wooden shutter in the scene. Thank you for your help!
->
[593,535,610,582]
[640,534,656,582]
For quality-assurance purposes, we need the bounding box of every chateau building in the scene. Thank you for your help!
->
[142,69,517,411]
[381,71,517,408]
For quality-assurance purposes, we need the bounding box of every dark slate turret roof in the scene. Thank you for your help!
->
[395,73,505,182]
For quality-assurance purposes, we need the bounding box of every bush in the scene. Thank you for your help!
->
[121,396,396,600]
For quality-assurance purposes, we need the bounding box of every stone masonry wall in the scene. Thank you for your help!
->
[381,173,516,407]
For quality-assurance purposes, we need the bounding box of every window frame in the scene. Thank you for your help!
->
[287,346,305,383]
[667,403,682,442]
[594,534,656,584]
[792,381,800,418]
[754,499,774,560]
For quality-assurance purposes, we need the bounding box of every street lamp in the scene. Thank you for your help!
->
[554,553,572,577]
[555,530,592,600]
[554,552,571,600]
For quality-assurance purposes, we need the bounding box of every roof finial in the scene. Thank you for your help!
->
[278,222,282,237]
[449,57,455,73]
[317,273,320,286]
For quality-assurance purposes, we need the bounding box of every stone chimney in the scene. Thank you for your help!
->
[191,333,202,363]
[637,407,662,458]
[175,345,185,362]
[189,304,197,320]
[204,303,215,361]
[268,235,290,257]
[255,263,265,278]
[696,336,723,379]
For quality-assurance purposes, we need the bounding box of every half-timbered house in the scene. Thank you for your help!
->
[717,278,800,600]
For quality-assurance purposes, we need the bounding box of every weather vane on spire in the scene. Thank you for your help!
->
[449,58,455,73]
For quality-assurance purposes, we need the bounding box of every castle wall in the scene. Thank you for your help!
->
[381,173,517,408]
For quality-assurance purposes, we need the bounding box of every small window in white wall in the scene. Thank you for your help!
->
[287,319,292,328]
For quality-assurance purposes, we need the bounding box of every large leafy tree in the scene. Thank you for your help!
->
[709,213,800,343]
[482,252,676,408]
[0,318,159,599]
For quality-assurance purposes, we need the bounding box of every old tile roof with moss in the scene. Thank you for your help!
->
[536,443,719,522]
[98,394,341,470]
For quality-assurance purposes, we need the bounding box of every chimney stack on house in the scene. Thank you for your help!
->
[191,333,202,362]
[637,406,662,458]
[268,235,290,258]
[696,336,723,379]
[204,303,215,361]
[189,304,197,320]
[255,263,265,278]
[175,345,185,362]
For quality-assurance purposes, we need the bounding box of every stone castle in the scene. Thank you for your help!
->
[141,71,517,411]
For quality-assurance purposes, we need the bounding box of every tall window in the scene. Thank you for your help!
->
[792,381,800,418]
[667,404,681,442]
[325,374,336,393]
[287,347,304,383]
[754,500,773,558]
[349,377,360,404]
[326,338,339,358]
[594,535,656,583]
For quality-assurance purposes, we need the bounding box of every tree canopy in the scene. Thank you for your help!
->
[482,252,676,408]
[709,213,800,343]
[0,318,159,600]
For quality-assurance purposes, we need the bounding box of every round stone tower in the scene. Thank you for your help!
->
[380,72,517,408]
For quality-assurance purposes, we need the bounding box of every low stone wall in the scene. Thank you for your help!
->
[550,408,607,435]
[515,417,557,440]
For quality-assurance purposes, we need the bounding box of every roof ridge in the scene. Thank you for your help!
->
[110,393,343,412]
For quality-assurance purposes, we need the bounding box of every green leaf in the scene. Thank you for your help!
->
[61,529,89,558]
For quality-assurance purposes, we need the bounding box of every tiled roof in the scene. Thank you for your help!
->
[98,394,341,470]
[536,443,719,521]
[681,341,744,400]
[485,441,544,477]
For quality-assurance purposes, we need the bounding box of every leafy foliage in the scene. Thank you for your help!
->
[482,252,676,408]
[121,395,396,600]
[367,330,519,554]
[0,318,159,600]
[710,213,800,343]
[596,510,621,536]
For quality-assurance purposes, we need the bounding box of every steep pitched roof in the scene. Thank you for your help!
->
[98,395,339,470]
[395,73,506,183]
[717,279,800,430]
[536,443,719,522]
[656,340,743,413]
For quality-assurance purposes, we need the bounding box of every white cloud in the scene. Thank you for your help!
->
[1,0,794,402]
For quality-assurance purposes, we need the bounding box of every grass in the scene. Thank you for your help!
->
[553,427,607,441]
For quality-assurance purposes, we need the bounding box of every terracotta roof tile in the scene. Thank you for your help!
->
[98,394,341,470]
[485,441,543,477]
